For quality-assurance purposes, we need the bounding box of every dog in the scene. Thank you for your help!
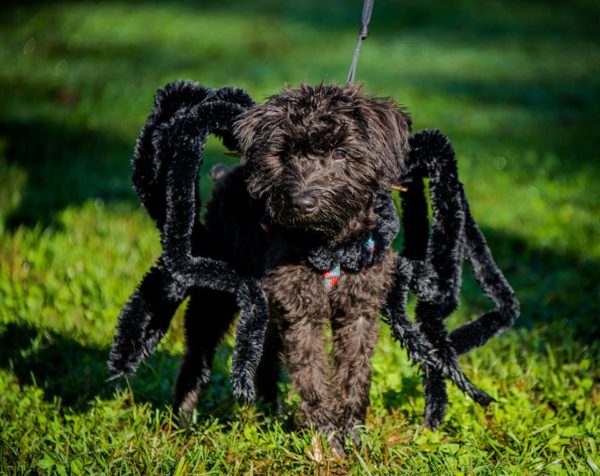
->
[173,82,411,454]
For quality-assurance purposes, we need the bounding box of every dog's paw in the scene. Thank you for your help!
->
[327,433,347,459]
[345,427,363,449]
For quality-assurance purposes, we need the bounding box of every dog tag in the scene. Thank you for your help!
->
[323,264,341,288]
[364,234,376,254]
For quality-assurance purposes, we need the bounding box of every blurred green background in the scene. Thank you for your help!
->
[1,0,599,473]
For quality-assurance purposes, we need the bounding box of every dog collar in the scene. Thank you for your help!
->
[322,264,341,288]
[259,221,376,288]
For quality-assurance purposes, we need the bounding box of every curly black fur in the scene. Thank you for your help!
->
[108,80,518,453]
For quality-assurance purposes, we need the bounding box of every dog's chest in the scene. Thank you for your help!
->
[262,251,396,319]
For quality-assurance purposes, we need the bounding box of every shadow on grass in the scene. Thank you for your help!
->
[0,322,240,418]
[381,377,423,411]
[0,118,135,229]
[0,116,235,229]
[456,229,600,356]
[396,74,600,180]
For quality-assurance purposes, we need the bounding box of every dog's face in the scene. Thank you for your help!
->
[234,83,411,237]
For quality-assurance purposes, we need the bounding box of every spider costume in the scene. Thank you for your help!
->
[107,81,519,430]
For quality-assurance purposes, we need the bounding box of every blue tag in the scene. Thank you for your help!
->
[364,234,376,253]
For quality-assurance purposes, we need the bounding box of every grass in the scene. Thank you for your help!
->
[1,0,599,473]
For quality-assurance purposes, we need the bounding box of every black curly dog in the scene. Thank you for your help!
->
[108,81,518,454]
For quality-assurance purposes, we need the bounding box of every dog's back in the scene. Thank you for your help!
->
[204,165,268,276]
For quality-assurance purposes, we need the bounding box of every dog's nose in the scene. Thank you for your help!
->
[292,194,317,214]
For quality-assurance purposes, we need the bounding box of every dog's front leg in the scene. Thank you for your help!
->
[331,310,379,447]
[263,266,342,455]
[331,252,396,446]
[280,311,343,453]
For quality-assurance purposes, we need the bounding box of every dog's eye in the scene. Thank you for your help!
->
[332,148,347,161]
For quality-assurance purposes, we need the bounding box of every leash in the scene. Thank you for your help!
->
[345,2,412,194]
[346,0,375,85]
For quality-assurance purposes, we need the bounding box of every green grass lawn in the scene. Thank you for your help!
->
[1,0,599,473]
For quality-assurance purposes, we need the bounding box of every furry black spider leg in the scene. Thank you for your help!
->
[108,82,269,403]
[107,260,185,376]
[450,194,520,354]
[384,129,517,430]
[152,93,268,402]
[370,192,402,265]
[109,82,212,376]
[382,256,439,367]
[382,170,440,370]
[410,130,518,356]
[383,256,488,418]
[133,81,253,227]
[409,130,494,428]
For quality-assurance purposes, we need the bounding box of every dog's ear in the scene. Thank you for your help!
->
[357,95,412,184]
[233,104,269,160]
